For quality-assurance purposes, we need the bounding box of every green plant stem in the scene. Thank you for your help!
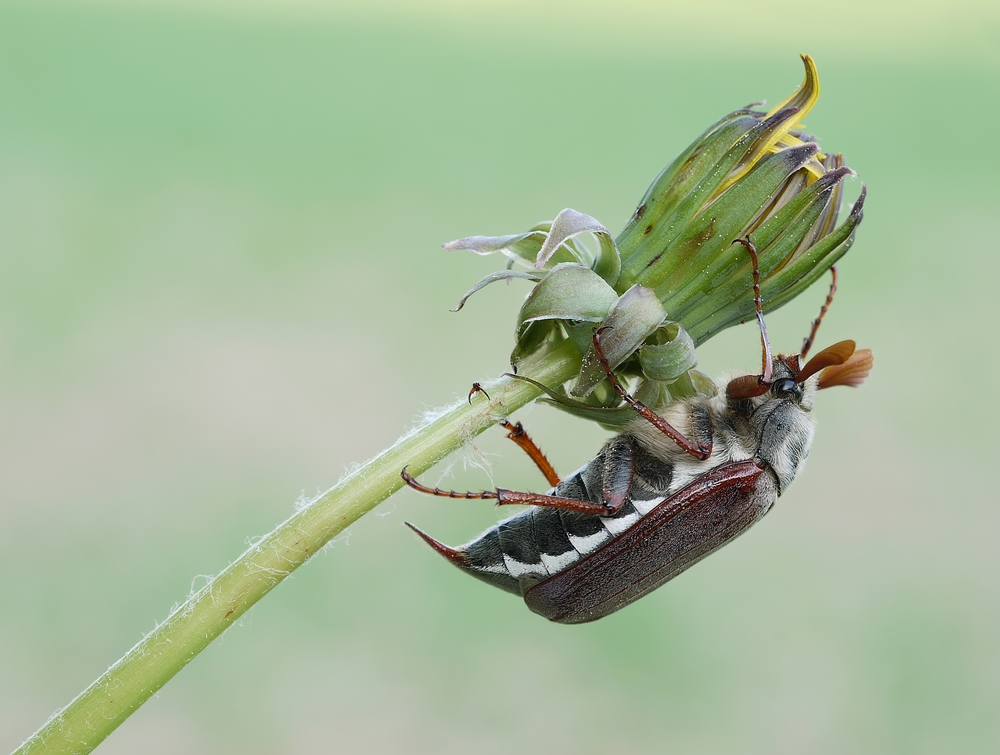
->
[15,339,583,755]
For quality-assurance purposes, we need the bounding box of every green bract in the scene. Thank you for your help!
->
[447,55,865,428]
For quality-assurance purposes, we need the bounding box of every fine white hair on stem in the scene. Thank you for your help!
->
[417,396,466,427]
[293,490,313,512]
[321,527,353,553]
[429,459,457,486]
[374,503,396,519]
[187,574,214,601]
[336,462,364,487]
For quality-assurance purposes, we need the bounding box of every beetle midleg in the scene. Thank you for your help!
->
[499,419,561,487]
[592,328,713,461]
[600,433,634,516]
[400,467,614,516]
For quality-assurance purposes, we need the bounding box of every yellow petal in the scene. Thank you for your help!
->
[716,54,822,195]
[766,54,821,120]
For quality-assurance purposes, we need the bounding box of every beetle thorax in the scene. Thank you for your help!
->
[628,357,818,495]
[726,357,818,493]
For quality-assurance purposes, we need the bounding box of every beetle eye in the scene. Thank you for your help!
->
[772,378,802,399]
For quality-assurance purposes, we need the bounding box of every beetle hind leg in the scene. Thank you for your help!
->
[400,466,502,501]
[400,467,615,516]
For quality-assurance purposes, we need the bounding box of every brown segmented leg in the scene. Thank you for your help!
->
[466,381,561,485]
[800,265,837,360]
[400,467,614,516]
[592,329,712,461]
[731,236,773,388]
[499,419,561,487]
[468,382,490,404]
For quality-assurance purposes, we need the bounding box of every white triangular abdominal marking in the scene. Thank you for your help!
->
[566,529,611,556]
[600,509,640,536]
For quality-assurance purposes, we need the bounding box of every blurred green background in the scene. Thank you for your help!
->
[2,1,998,753]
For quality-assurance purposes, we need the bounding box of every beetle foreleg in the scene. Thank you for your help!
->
[731,236,774,389]
[592,328,713,461]
[499,419,561,487]
[468,381,491,404]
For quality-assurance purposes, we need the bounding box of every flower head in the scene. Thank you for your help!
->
[447,55,865,426]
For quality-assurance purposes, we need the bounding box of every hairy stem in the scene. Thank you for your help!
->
[15,339,582,755]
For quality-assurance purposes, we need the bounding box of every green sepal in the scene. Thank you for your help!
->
[562,319,600,358]
[509,374,638,428]
[444,229,549,266]
[664,163,851,325]
[615,109,763,261]
[444,222,586,269]
[617,107,802,290]
[515,263,619,341]
[536,208,621,286]
[637,322,697,383]
[451,269,542,312]
[665,370,719,399]
[759,185,866,312]
[571,285,666,397]
[685,186,865,345]
[633,378,673,412]
[645,141,820,302]
[510,320,561,371]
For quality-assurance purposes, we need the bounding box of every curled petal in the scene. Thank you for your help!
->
[535,208,622,285]
[731,54,824,186]
[767,54,820,121]
[515,264,619,337]
[637,322,697,383]
[444,230,549,266]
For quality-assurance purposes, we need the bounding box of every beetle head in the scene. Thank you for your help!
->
[725,238,872,403]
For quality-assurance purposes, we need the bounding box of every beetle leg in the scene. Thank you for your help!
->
[731,236,773,390]
[499,419,561,486]
[467,381,490,404]
[600,433,635,516]
[400,467,612,516]
[592,329,712,461]
[800,265,837,360]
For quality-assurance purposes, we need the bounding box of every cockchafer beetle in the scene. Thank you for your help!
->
[402,238,873,624]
